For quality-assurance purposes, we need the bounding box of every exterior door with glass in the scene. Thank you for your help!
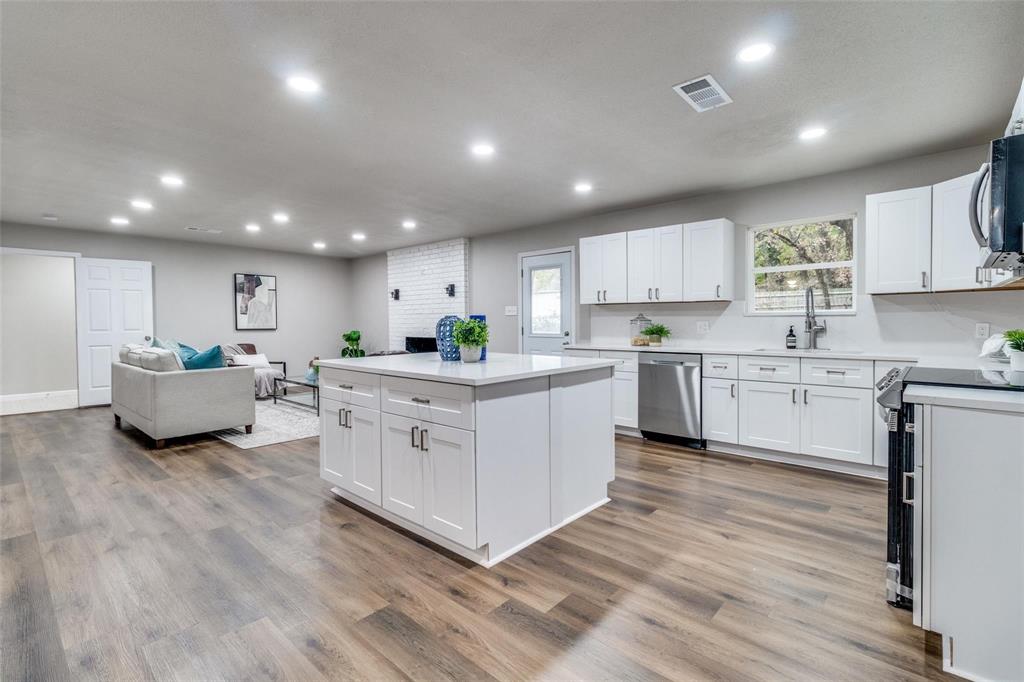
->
[521,251,573,355]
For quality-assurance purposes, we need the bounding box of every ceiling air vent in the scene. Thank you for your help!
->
[185,226,222,234]
[673,74,732,112]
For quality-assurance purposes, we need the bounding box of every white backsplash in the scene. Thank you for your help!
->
[587,290,1023,360]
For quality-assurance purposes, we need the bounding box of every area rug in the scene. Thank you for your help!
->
[211,400,319,449]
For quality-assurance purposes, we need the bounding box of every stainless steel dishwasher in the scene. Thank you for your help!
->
[638,353,703,447]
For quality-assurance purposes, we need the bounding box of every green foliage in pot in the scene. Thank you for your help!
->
[642,323,672,338]
[1005,329,1024,353]
[341,329,366,358]
[453,318,489,347]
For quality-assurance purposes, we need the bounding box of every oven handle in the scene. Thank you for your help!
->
[969,162,990,248]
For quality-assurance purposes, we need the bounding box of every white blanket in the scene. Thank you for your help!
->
[254,366,285,398]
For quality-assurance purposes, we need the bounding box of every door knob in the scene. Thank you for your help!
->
[563,331,570,336]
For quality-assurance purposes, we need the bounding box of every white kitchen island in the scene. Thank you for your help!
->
[317,352,618,567]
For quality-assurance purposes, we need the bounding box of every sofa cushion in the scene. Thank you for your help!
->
[184,345,225,370]
[120,345,146,367]
[153,337,199,361]
[119,343,145,363]
[140,347,184,372]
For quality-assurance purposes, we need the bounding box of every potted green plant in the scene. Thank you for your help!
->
[453,318,489,363]
[642,323,671,347]
[1005,329,1024,372]
[341,330,366,358]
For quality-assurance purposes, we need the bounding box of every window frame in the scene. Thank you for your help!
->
[744,213,858,317]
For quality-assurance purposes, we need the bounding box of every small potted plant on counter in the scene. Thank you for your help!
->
[642,323,671,347]
[1005,329,1024,371]
[453,318,489,363]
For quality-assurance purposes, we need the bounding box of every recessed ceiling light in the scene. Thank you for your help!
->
[245,223,261,233]
[470,142,495,158]
[130,198,153,211]
[272,212,290,224]
[737,43,775,63]
[799,126,828,141]
[41,213,59,221]
[313,241,326,250]
[110,216,130,226]
[574,181,593,194]
[402,219,417,229]
[286,74,321,95]
[352,232,366,241]
[160,174,184,188]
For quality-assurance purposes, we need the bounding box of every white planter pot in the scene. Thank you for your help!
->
[1010,349,1024,372]
[460,345,482,363]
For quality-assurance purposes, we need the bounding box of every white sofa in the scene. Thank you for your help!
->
[111,362,255,448]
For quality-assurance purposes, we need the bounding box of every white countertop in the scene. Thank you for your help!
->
[904,384,1024,413]
[565,342,1012,370]
[319,352,618,386]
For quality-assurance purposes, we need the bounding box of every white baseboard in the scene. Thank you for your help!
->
[0,390,79,415]
[706,440,887,480]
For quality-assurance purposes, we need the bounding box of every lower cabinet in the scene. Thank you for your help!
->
[701,378,738,444]
[611,370,639,429]
[320,399,382,505]
[799,384,873,464]
[738,380,800,452]
[381,412,477,548]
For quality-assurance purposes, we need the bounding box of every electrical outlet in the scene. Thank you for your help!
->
[696,321,710,335]
[504,305,518,316]
[975,323,991,339]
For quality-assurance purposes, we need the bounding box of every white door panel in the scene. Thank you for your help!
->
[738,380,800,452]
[865,186,932,293]
[320,399,348,488]
[702,378,738,444]
[627,228,656,302]
[76,258,153,406]
[611,370,638,429]
[800,385,873,464]
[932,173,985,291]
[601,232,628,303]
[422,423,477,548]
[381,413,423,524]
[344,405,382,505]
[654,224,684,302]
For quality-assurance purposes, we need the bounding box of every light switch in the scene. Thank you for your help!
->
[504,305,518,316]
[975,322,990,339]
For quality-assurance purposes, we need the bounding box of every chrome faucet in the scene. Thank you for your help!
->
[804,287,827,349]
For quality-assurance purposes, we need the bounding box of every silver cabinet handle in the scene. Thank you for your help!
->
[347,410,353,428]
[901,471,915,505]
[715,284,721,298]
[596,289,600,302]
[339,384,354,390]
[338,409,344,427]
[825,369,847,375]
[419,429,429,452]
[655,287,660,300]
[921,271,928,289]
[803,389,808,405]
[603,289,607,301]
[975,266,983,285]
[411,425,419,447]
[791,388,797,404]
[730,383,736,398]
[648,287,652,300]
[985,268,993,283]
[410,396,430,404]
[712,364,728,370]
[759,366,777,372]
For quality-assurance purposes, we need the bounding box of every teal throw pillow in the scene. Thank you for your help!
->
[183,345,224,370]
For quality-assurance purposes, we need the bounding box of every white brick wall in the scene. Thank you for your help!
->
[387,238,469,351]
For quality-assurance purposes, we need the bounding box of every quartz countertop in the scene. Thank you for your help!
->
[319,352,617,387]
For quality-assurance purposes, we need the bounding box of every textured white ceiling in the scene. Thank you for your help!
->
[2,1,1022,256]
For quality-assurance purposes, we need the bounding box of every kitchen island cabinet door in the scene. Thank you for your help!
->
[381,412,424,525]
[344,405,382,506]
[320,399,349,489]
[422,423,477,548]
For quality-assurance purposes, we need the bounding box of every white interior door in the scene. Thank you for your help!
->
[75,258,153,406]
[521,251,572,355]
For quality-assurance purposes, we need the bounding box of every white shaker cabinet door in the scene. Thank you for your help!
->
[601,232,629,303]
[702,378,738,444]
[343,405,382,506]
[932,172,985,291]
[683,219,735,301]
[320,399,349,489]
[865,186,932,293]
[381,412,424,525]
[627,228,656,303]
[579,236,603,304]
[738,380,800,452]
[654,224,684,302]
[421,423,477,548]
[611,369,639,429]
[799,385,874,464]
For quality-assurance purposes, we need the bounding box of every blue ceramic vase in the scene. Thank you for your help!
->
[470,314,487,360]
[435,315,461,361]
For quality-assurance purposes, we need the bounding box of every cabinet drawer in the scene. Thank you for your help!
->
[801,358,874,388]
[320,368,381,408]
[703,354,738,380]
[381,376,475,430]
[738,356,801,384]
[565,349,600,358]
[599,350,638,373]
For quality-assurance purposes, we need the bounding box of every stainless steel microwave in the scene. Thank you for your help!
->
[971,133,1024,273]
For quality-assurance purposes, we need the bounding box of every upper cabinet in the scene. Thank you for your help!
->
[932,172,986,291]
[579,232,627,304]
[865,185,933,294]
[683,219,735,301]
[627,224,683,302]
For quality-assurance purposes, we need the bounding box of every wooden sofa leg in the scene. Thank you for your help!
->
[154,439,166,449]
[114,415,121,429]
[245,425,253,434]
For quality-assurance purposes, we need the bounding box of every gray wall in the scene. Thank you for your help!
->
[349,143,1022,357]
[347,252,388,354]
[0,253,78,394]
[0,224,352,381]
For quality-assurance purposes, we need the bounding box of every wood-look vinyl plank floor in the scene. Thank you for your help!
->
[0,406,953,680]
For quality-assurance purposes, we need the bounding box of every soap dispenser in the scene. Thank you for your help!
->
[786,325,797,349]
